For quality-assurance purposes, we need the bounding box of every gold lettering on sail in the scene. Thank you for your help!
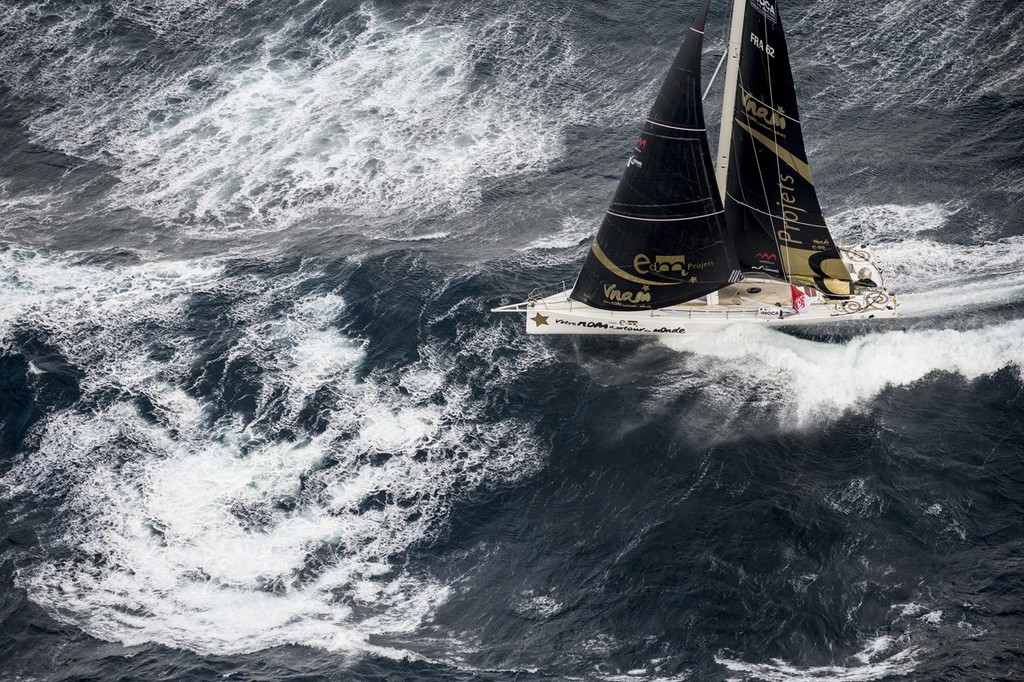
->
[591,241,675,287]
[654,255,687,274]
[770,172,852,292]
[632,253,717,277]
[742,92,786,132]
[777,173,803,246]
[602,283,652,305]
[634,253,688,276]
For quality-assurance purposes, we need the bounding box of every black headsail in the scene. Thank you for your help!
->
[723,0,852,296]
[570,0,741,311]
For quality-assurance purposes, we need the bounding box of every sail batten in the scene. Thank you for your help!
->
[646,120,707,132]
[606,209,725,222]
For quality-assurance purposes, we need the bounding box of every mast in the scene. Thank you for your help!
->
[715,0,747,203]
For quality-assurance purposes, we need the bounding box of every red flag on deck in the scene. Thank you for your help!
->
[791,285,810,315]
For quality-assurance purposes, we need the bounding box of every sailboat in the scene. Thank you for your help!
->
[493,0,898,335]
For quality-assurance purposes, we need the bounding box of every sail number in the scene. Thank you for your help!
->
[750,33,776,58]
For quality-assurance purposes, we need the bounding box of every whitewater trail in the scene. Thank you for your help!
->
[590,200,1024,431]
[660,320,1024,427]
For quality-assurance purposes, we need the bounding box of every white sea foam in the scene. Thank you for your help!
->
[0,2,615,236]
[824,478,885,519]
[513,591,564,620]
[717,591,962,680]
[830,203,957,240]
[717,637,921,681]
[107,8,577,231]
[519,215,593,252]
[660,320,1024,427]
[380,231,452,243]
[0,248,546,656]
[829,202,1024,312]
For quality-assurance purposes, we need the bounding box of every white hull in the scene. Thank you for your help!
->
[494,248,899,336]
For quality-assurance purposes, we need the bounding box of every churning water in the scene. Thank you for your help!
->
[1,0,1022,679]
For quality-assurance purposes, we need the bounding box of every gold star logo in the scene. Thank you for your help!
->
[690,276,698,283]
[531,313,549,327]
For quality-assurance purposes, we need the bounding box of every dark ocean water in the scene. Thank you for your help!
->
[1,0,1023,680]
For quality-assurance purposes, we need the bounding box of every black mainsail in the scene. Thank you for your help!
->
[721,0,853,296]
[570,0,741,311]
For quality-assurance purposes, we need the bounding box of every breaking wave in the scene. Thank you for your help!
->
[717,638,921,682]
[660,319,1024,428]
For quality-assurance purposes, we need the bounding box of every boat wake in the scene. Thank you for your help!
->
[716,637,921,682]
[652,200,1024,428]
[659,319,1024,428]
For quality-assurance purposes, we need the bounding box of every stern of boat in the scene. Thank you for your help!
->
[835,244,900,320]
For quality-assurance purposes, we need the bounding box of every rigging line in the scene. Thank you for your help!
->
[703,50,728,101]
[698,76,731,260]
[721,4,778,275]
[735,37,784,284]
[761,11,791,285]
[740,73,784,278]
[703,135,732,258]
[727,193,824,227]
